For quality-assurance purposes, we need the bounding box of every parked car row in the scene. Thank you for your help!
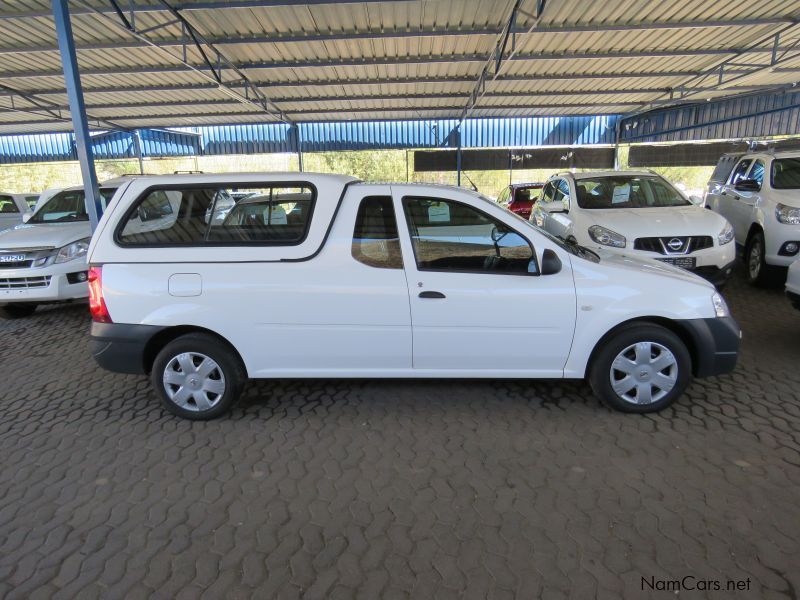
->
[4,155,798,420]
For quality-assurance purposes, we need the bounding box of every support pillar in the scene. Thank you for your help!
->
[52,0,101,231]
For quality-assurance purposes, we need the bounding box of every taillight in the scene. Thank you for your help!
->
[87,266,112,323]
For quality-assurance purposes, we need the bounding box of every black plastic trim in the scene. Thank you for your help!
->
[673,316,740,378]
[90,322,166,374]
[689,259,736,286]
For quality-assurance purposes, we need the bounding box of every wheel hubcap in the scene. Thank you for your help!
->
[163,352,226,412]
[749,240,762,278]
[609,342,678,405]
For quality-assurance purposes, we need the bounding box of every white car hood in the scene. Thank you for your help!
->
[593,248,715,289]
[0,221,90,250]
[583,205,726,238]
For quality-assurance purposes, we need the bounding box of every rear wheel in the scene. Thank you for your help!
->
[151,333,246,420]
[0,303,37,319]
[745,230,783,287]
[589,324,691,413]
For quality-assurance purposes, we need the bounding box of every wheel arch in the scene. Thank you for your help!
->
[143,325,248,377]
[744,222,764,248]
[587,317,700,377]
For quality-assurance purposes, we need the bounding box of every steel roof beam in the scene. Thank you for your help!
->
[0,0,415,19]
[4,46,793,80]
[75,0,289,123]
[4,17,795,55]
[0,88,680,115]
[633,19,800,112]
[6,103,634,126]
[4,71,741,97]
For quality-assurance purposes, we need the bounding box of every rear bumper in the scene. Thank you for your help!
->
[90,322,165,374]
[675,316,741,378]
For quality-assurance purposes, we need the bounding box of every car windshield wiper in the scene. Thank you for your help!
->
[564,237,600,261]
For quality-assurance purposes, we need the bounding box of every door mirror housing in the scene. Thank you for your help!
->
[734,179,760,192]
[543,201,567,214]
[540,248,562,275]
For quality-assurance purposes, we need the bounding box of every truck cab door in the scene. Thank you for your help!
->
[393,187,576,376]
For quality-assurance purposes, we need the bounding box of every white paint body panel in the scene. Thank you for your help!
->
[706,152,800,268]
[91,173,721,380]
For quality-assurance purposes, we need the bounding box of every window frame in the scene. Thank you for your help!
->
[401,195,539,277]
[351,195,403,270]
[747,159,765,188]
[113,181,318,248]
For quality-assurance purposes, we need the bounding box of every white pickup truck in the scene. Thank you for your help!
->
[87,173,740,419]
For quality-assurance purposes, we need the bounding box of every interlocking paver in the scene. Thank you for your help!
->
[1,266,799,597]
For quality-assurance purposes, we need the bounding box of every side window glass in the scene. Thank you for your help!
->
[749,160,765,187]
[403,197,535,275]
[0,195,19,214]
[118,185,315,246]
[730,159,753,184]
[352,196,403,269]
[541,182,555,203]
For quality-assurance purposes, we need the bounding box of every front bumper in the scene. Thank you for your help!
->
[90,322,166,374]
[764,221,800,267]
[674,317,741,378]
[0,261,89,305]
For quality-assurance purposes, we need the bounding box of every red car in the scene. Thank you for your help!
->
[496,182,544,219]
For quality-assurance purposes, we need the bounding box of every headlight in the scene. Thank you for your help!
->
[588,225,626,248]
[54,238,90,264]
[776,203,800,225]
[718,221,734,245]
[712,292,730,318]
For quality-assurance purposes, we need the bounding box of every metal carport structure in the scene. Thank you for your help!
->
[1,0,800,224]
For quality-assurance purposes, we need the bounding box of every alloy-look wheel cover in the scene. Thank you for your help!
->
[163,352,226,412]
[609,341,678,405]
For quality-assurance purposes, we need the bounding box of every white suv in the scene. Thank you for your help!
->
[0,179,125,318]
[87,173,740,419]
[532,171,736,286]
[705,151,800,286]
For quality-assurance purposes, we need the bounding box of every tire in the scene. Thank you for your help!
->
[589,324,692,413]
[745,230,784,287]
[0,303,37,319]
[151,333,246,420]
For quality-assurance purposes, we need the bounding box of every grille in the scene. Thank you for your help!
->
[0,276,51,290]
[0,259,34,269]
[633,236,714,255]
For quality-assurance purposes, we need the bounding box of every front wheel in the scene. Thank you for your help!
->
[151,333,246,420]
[0,303,37,319]
[745,231,783,287]
[589,324,692,413]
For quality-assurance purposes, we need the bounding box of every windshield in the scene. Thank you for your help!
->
[29,188,117,223]
[574,176,690,209]
[772,157,800,189]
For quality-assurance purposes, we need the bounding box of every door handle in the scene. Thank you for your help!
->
[418,291,446,299]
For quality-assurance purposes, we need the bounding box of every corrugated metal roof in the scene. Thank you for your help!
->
[620,89,800,142]
[1,0,799,135]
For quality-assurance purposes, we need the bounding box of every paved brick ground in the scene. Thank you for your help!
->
[1,267,799,599]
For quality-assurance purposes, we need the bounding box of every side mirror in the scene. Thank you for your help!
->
[734,179,760,192]
[543,201,567,214]
[21,211,32,223]
[540,248,562,275]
